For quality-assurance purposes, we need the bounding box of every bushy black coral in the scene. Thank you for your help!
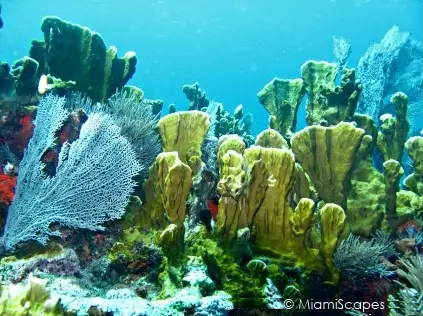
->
[105,91,161,177]
[333,234,394,279]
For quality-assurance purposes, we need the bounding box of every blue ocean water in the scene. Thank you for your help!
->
[0,0,422,134]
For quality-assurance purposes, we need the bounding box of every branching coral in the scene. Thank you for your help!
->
[183,82,209,110]
[377,92,410,163]
[403,136,423,196]
[180,83,254,145]
[209,101,254,145]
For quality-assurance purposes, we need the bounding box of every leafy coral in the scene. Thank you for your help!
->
[291,122,365,208]
[30,16,137,103]
[257,77,305,139]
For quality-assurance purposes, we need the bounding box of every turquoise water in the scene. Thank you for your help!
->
[1,0,422,133]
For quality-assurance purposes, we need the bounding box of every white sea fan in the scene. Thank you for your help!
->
[2,94,141,250]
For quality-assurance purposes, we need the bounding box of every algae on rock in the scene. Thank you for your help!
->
[186,227,269,308]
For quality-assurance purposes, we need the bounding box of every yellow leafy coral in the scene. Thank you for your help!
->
[404,136,423,196]
[255,128,289,149]
[31,16,136,103]
[301,60,361,126]
[142,152,192,260]
[376,92,410,163]
[291,122,365,208]
[320,203,346,284]
[0,277,62,315]
[215,129,346,281]
[158,110,210,174]
[257,78,305,139]
[143,152,192,226]
[215,135,249,244]
[243,145,297,248]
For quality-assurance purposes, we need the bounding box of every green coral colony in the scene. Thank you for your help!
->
[0,16,422,316]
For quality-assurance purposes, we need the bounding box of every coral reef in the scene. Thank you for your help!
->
[357,26,423,135]
[176,83,254,146]
[346,160,385,236]
[183,82,210,110]
[2,95,141,250]
[143,152,192,260]
[1,16,423,316]
[0,244,80,282]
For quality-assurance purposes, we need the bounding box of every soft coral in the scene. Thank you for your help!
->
[1,113,34,157]
[0,170,16,206]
